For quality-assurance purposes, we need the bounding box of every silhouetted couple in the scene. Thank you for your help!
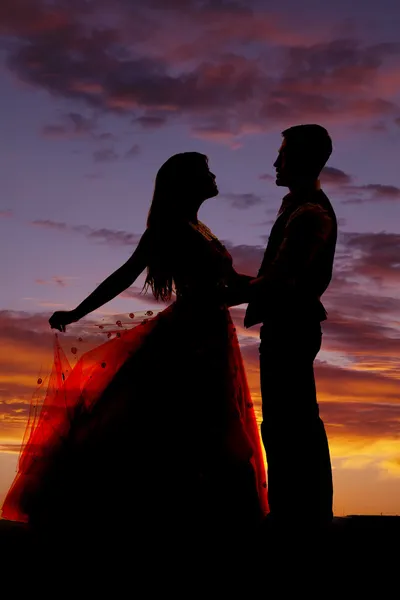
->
[2,124,336,563]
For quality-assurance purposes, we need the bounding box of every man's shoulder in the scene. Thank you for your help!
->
[288,201,331,224]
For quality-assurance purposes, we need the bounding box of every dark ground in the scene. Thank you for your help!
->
[0,515,398,594]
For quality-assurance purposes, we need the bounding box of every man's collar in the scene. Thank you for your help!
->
[278,182,322,215]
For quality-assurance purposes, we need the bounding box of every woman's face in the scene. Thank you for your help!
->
[194,160,218,201]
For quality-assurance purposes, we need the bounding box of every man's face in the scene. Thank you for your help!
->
[273,138,292,187]
[274,136,320,187]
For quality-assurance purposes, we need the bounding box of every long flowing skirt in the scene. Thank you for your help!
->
[2,302,268,546]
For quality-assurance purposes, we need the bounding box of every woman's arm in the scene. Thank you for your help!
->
[73,230,150,320]
[49,230,151,331]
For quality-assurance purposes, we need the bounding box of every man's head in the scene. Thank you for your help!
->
[274,124,332,189]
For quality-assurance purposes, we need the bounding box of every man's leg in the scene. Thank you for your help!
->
[259,321,333,526]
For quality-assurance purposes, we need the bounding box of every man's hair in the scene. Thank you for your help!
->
[282,124,332,177]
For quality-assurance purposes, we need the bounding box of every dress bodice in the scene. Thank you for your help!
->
[172,221,233,301]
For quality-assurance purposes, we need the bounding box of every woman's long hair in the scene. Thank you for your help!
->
[144,152,208,301]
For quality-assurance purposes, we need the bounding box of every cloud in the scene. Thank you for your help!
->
[133,115,168,129]
[225,228,400,300]
[261,39,400,125]
[125,144,140,159]
[38,301,68,308]
[31,219,68,232]
[1,303,399,437]
[341,231,400,282]
[342,183,400,204]
[0,0,70,36]
[3,1,400,145]
[35,276,75,288]
[221,192,264,210]
[225,229,400,388]
[0,307,166,442]
[1,285,400,514]
[224,242,264,275]
[68,112,93,134]
[0,444,21,455]
[93,148,119,163]
[41,124,68,138]
[315,360,400,404]
[316,167,400,203]
[92,145,140,162]
[190,124,244,148]
[31,219,141,247]
[361,184,400,198]
[321,166,353,185]
[0,310,55,437]
[96,132,117,141]
[238,329,400,445]
[41,111,95,139]
[119,286,146,300]
[119,285,171,307]
[237,332,400,462]
[322,310,400,358]
[0,210,13,218]
[320,401,400,440]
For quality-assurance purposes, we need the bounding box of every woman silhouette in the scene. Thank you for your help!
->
[2,152,268,557]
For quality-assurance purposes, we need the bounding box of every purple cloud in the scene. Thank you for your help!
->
[125,144,141,159]
[342,183,400,204]
[2,1,400,145]
[93,148,119,163]
[221,192,264,210]
[31,220,141,247]
[321,167,353,185]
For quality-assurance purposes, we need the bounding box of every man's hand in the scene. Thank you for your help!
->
[243,276,268,328]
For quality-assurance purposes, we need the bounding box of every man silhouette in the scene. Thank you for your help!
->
[245,124,337,529]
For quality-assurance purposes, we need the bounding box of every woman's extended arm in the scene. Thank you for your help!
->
[49,230,151,332]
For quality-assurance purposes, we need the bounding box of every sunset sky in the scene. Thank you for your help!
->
[1,0,400,517]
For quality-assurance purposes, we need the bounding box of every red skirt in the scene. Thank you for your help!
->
[2,302,268,534]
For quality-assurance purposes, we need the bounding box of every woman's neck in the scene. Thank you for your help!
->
[187,211,199,225]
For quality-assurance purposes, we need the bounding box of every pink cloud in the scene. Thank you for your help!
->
[0,0,70,36]
[3,1,400,144]
[35,276,71,288]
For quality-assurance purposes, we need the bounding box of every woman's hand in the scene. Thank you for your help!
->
[49,310,79,333]
[224,273,255,307]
